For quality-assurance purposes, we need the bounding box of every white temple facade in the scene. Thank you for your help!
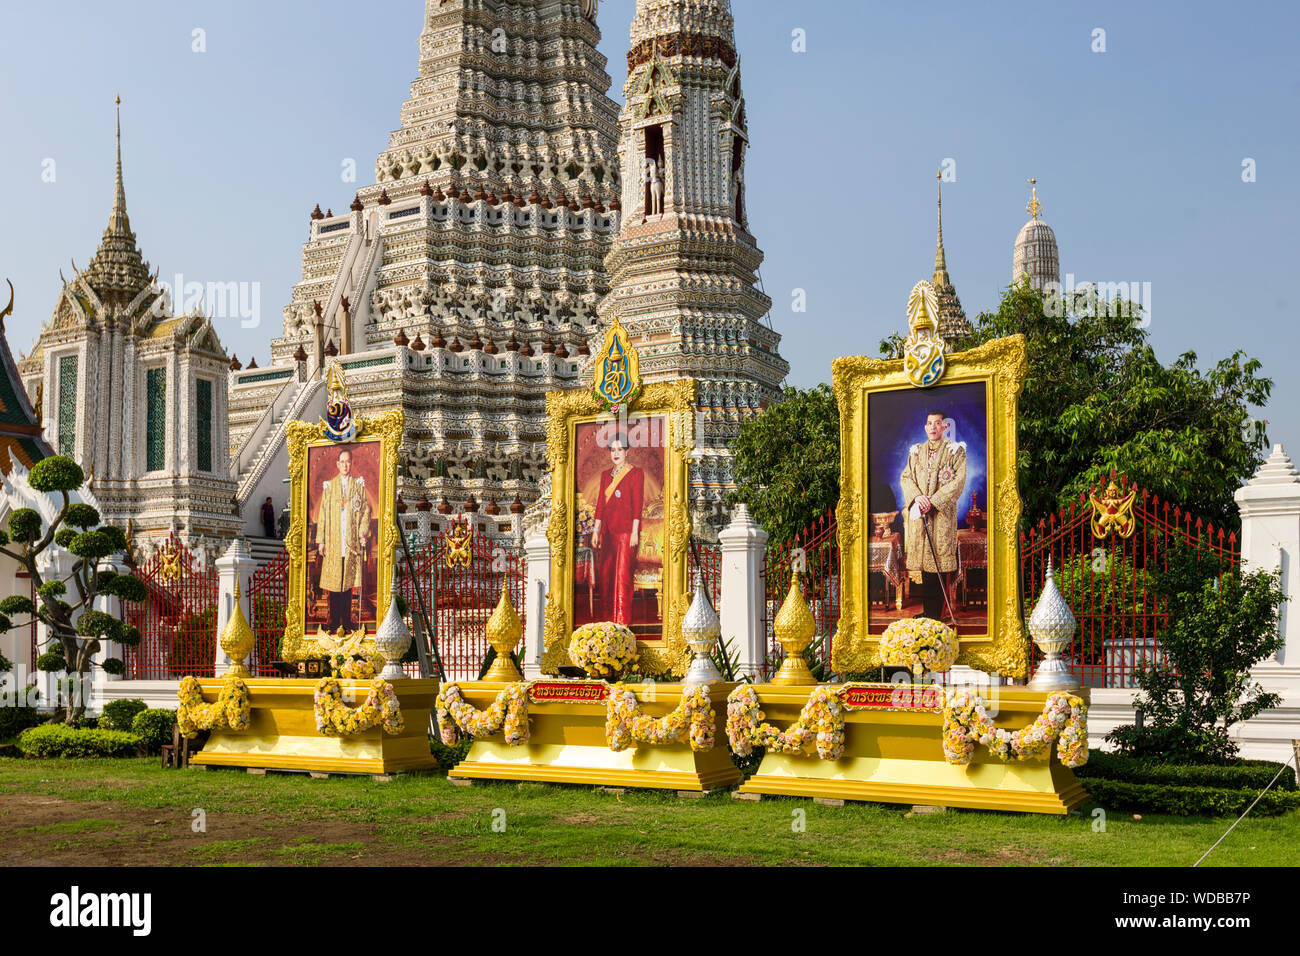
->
[226,0,623,540]
[599,0,788,526]
[16,103,239,558]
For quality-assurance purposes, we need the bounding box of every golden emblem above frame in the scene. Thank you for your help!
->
[281,407,404,663]
[539,378,699,678]
[830,334,1029,677]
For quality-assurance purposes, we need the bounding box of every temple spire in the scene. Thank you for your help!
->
[111,94,128,233]
[933,171,949,281]
[81,95,150,305]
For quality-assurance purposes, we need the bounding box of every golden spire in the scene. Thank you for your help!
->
[112,94,128,230]
[219,580,256,679]
[1026,178,1043,220]
[482,577,524,682]
[770,569,817,686]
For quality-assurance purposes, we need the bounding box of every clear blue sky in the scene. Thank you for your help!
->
[1,1,1296,458]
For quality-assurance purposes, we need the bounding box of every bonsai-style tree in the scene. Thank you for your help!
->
[0,456,146,723]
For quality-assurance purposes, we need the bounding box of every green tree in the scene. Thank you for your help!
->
[885,280,1270,528]
[965,281,1270,528]
[729,384,839,545]
[0,456,146,723]
[1107,542,1286,763]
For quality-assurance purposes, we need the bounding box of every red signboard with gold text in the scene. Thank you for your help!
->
[837,683,943,713]
[528,681,610,705]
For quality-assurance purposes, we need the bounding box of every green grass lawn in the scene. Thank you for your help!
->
[1,756,1296,866]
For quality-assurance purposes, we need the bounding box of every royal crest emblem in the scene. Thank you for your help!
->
[903,280,947,388]
[321,363,355,443]
[592,316,642,412]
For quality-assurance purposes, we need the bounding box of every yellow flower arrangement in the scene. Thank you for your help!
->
[313,678,405,737]
[942,689,1088,768]
[331,653,377,680]
[176,675,252,738]
[436,682,531,746]
[569,622,639,680]
[726,685,845,760]
[605,684,715,752]
[879,617,957,676]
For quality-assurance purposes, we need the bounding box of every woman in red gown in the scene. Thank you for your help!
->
[591,434,644,626]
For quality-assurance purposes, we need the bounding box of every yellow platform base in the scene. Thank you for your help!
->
[188,678,440,775]
[736,685,1090,815]
[448,680,743,792]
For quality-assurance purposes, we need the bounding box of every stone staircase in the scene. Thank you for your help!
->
[246,535,286,570]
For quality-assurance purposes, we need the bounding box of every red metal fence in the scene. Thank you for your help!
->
[397,532,526,681]
[124,535,219,680]
[240,533,526,682]
[247,549,289,677]
[761,507,841,680]
[1021,475,1239,688]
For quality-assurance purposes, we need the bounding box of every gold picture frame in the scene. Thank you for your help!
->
[539,380,698,677]
[831,335,1029,677]
[281,408,404,662]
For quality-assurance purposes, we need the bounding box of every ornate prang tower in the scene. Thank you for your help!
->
[601,0,788,525]
[228,0,622,536]
[931,173,972,348]
[1013,179,1061,293]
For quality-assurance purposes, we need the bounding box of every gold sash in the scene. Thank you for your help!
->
[603,465,632,502]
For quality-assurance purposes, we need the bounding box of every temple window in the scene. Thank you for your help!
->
[146,367,166,471]
[57,355,77,457]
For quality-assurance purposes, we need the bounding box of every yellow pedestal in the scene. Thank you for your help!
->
[737,685,1090,815]
[449,681,743,792]
[189,678,440,775]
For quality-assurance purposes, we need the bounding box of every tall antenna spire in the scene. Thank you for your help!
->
[934,170,948,277]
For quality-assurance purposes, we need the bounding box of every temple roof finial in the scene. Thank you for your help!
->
[1027,177,1043,220]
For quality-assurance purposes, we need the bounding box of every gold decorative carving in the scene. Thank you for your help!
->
[1089,481,1137,539]
[282,409,404,662]
[540,379,698,677]
[831,335,1029,677]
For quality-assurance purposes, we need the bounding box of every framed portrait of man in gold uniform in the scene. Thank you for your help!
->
[281,408,403,662]
[832,331,1029,678]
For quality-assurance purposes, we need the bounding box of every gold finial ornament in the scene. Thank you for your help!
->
[771,570,818,686]
[482,578,524,682]
[902,280,947,388]
[1026,178,1043,220]
[220,581,256,678]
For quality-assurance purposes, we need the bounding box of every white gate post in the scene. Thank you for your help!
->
[1234,444,1300,762]
[214,538,256,676]
[523,528,551,679]
[719,504,769,679]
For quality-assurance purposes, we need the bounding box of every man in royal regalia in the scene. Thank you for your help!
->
[591,432,645,626]
[899,410,966,621]
[315,447,372,632]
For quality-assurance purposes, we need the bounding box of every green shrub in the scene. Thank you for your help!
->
[1078,750,1296,792]
[131,709,176,753]
[100,698,147,731]
[429,736,473,769]
[1081,777,1300,817]
[0,702,46,738]
[17,724,143,758]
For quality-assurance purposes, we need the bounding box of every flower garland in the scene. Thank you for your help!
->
[725,685,845,761]
[941,689,1089,768]
[176,675,252,739]
[605,685,716,753]
[436,682,531,746]
[569,622,639,679]
[313,678,405,737]
[879,617,957,675]
[330,653,376,680]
